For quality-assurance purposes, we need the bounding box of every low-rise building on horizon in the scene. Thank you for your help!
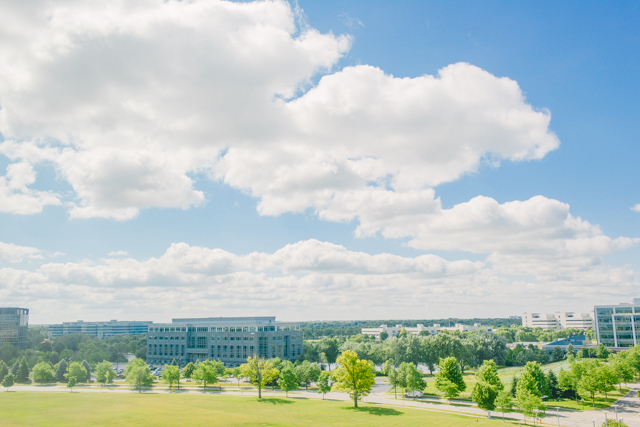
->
[48,319,153,339]
[361,323,493,340]
[521,312,594,330]
[146,316,302,367]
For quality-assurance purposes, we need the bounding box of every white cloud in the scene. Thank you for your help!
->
[0,0,557,222]
[632,204,640,213]
[0,161,61,214]
[0,240,42,263]
[107,250,128,257]
[0,239,636,322]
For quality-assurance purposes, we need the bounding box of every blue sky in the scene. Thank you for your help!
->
[0,1,638,323]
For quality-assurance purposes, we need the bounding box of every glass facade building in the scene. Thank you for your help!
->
[0,307,29,349]
[595,298,640,348]
[146,316,303,367]
[48,320,152,339]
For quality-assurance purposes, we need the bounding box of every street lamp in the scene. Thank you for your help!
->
[611,404,619,421]
[553,407,560,427]
[600,410,609,427]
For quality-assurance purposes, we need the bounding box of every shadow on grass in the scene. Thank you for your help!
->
[257,398,295,405]
[343,407,403,416]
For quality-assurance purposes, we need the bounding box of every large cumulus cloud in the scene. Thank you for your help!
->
[1,239,636,323]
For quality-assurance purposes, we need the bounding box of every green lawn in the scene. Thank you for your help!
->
[0,392,521,427]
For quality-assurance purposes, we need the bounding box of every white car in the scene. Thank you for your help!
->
[404,391,423,398]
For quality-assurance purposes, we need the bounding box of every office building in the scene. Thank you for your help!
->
[521,312,594,330]
[48,320,152,339]
[361,323,493,340]
[146,316,303,367]
[0,307,29,349]
[595,298,640,348]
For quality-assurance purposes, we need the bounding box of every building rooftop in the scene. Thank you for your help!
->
[170,316,279,324]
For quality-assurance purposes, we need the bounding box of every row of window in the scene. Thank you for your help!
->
[150,325,300,333]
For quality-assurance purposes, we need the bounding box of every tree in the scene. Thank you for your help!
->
[294,360,321,390]
[67,376,77,391]
[278,366,298,397]
[517,390,545,424]
[125,358,154,393]
[495,390,514,421]
[379,331,389,341]
[231,366,243,387]
[55,359,68,383]
[317,338,340,370]
[94,361,116,386]
[2,373,14,391]
[509,376,518,397]
[403,363,426,398]
[317,371,331,399]
[471,360,504,412]
[566,344,576,358]
[546,370,560,399]
[81,360,92,382]
[516,361,543,398]
[11,360,19,375]
[182,362,196,379]
[32,362,55,385]
[610,353,635,392]
[551,347,564,362]
[398,327,408,339]
[240,355,279,399]
[577,361,603,408]
[192,362,218,390]
[598,363,617,402]
[162,365,181,391]
[65,362,87,387]
[330,350,376,408]
[0,360,9,383]
[435,357,466,401]
[16,356,30,383]
[596,344,611,359]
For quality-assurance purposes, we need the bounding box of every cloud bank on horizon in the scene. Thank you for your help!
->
[0,0,636,321]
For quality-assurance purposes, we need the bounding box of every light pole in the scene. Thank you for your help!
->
[554,407,560,427]
[600,410,609,427]
[611,404,619,421]
[533,409,540,426]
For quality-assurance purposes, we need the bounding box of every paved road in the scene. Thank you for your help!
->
[3,380,639,427]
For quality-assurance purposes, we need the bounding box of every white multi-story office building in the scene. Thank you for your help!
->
[521,312,594,330]
[361,323,493,340]
[146,316,303,367]
[595,298,640,348]
[48,320,153,339]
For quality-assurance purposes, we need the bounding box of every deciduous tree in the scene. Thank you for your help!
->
[317,371,331,399]
[435,357,466,401]
[278,366,298,397]
[471,360,504,412]
[162,365,181,390]
[32,362,55,385]
[94,361,116,386]
[240,355,279,399]
[2,373,14,391]
[330,350,375,408]
[125,358,153,393]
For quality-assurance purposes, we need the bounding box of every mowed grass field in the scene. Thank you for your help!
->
[0,392,520,427]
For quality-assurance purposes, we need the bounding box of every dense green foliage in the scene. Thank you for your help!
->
[300,318,522,339]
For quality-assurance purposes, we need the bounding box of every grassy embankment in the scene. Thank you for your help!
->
[0,393,521,427]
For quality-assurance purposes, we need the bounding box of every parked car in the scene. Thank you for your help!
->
[404,391,423,398]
